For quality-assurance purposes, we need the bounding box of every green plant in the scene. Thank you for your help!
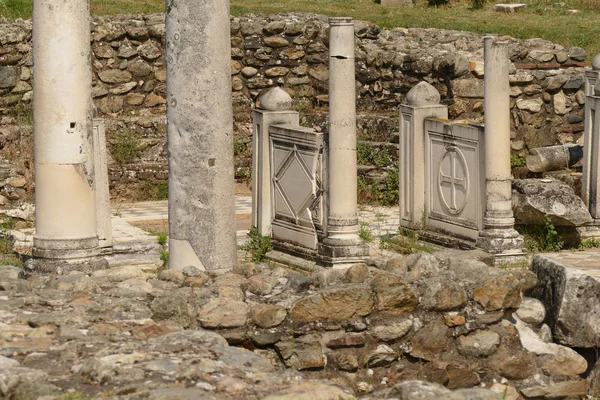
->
[543,216,564,252]
[156,232,167,246]
[110,134,140,164]
[579,237,600,250]
[519,216,565,254]
[428,0,450,5]
[160,249,169,268]
[471,0,486,9]
[379,233,392,250]
[234,135,252,182]
[239,226,272,262]
[56,394,90,400]
[359,223,375,243]
[357,142,394,168]
[510,154,527,168]
[390,228,434,255]
[137,181,168,201]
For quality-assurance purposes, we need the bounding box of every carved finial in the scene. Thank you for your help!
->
[259,87,293,111]
[407,81,441,107]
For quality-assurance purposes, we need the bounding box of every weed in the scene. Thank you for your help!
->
[12,103,33,126]
[357,142,394,168]
[518,216,565,254]
[234,135,252,183]
[471,0,486,9]
[110,134,140,164]
[510,154,527,168]
[55,394,90,400]
[389,228,434,255]
[579,237,600,250]
[0,217,22,267]
[359,223,375,242]
[357,171,399,206]
[156,232,167,246]
[138,181,168,201]
[379,234,392,250]
[160,249,169,268]
[239,226,272,262]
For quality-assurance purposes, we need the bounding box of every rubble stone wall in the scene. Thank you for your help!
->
[0,13,589,200]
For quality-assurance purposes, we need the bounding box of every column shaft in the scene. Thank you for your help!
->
[166,0,236,270]
[32,0,99,261]
[483,37,513,225]
[327,17,359,239]
[477,37,524,261]
[319,17,369,266]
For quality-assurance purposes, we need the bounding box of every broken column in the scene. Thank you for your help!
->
[477,37,524,262]
[30,0,104,272]
[318,17,369,266]
[166,0,236,270]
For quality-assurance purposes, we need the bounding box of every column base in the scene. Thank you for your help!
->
[576,220,600,241]
[318,236,370,268]
[477,227,526,266]
[29,236,108,275]
[24,256,108,275]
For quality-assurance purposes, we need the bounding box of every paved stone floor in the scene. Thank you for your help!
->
[540,248,600,279]
[13,197,401,254]
[14,196,600,280]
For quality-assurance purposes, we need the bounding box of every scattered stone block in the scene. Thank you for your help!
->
[530,255,600,348]
[381,0,414,7]
[493,3,527,12]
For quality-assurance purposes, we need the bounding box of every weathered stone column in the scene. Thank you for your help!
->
[318,18,369,267]
[30,0,103,272]
[580,55,600,239]
[166,0,236,270]
[477,37,524,262]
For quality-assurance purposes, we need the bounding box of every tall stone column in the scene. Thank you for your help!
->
[579,55,600,239]
[477,37,524,262]
[318,18,369,267]
[166,0,237,270]
[30,0,103,272]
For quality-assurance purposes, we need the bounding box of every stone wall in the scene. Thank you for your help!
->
[0,13,589,201]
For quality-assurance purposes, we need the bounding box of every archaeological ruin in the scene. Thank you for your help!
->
[1,1,600,399]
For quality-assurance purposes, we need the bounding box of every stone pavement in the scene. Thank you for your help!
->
[540,248,600,280]
[12,197,401,258]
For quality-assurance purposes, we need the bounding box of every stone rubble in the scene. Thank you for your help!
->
[0,249,593,399]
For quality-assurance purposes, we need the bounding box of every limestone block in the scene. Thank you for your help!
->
[531,255,600,347]
[512,179,593,226]
[381,0,414,6]
[493,3,527,13]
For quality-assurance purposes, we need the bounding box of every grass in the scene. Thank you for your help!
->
[2,0,600,61]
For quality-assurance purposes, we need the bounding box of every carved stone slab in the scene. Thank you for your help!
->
[269,125,325,249]
[424,119,485,240]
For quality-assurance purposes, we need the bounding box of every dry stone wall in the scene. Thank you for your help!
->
[0,13,590,200]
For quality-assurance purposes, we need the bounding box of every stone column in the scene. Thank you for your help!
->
[580,55,600,239]
[318,18,369,267]
[166,0,236,270]
[30,0,104,272]
[477,37,524,262]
